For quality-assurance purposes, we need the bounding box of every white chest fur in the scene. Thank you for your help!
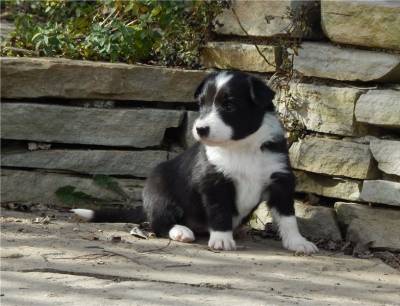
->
[205,144,288,228]
[204,113,288,228]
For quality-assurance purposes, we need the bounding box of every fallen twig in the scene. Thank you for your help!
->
[164,264,192,268]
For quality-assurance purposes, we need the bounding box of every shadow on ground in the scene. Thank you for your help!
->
[1,209,399,306]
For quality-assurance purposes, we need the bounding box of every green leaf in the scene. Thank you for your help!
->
[31,32,42,41]
[55,186,94,206]
[93,175,128,200]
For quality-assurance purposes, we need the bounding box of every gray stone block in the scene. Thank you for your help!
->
[293,42,400,82]
[321,0,400,50]
[0,57,208,102]
[289,137,378,179]
[335,202,400,250]
[361,180,400,207]
[1,103,183,148]
[355,90,400,128]
[1,149,167,177]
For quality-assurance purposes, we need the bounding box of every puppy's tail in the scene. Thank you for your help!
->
[70,206,146,223]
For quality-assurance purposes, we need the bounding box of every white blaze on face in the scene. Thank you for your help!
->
[193,72,234,144]
[192,105,233,143]
[215,72,233,91]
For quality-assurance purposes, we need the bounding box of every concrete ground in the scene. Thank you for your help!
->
[1,209,399,306]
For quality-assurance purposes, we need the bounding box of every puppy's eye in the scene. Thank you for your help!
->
[222,102,236,112]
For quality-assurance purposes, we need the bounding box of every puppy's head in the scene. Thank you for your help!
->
[192,71,275,146]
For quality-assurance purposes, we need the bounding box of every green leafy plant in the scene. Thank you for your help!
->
[1,0,226,68]
[55,175,136,208]
[93,174,129,200]
[55,185,98,206]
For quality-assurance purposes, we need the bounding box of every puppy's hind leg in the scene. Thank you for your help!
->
[266,172,318,254]
[143,184,195,244]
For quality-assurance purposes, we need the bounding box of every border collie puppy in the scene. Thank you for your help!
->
[73,71,317,254]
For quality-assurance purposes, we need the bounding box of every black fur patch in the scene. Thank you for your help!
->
[195,72,276,140]
[83,71,296,239]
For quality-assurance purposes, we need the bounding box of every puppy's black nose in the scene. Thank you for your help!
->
[196,126,210,138]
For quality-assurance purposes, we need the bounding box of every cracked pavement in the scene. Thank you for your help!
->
[1,210,399,306]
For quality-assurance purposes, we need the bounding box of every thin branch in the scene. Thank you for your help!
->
[230,7,280,72]
[138,239,172,253]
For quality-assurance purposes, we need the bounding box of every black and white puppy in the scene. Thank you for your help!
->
[73,71,317,254]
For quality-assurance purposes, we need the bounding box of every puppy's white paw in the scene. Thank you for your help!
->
[169,225,195,243]
[283,235,318,255]
[208,231,236,251]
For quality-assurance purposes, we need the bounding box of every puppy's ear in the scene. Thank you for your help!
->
[248,76,275,111]
[194,72,217,99]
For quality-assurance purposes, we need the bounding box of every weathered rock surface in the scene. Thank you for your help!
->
[361,180,400,207]
[335,202,400,250]
[355,90,400,128]
[0,20,15,41]
[280,82,363,136]
[0,57,208,102]
[251,201,342,241]
[1,169,144,207]
[214,0,320,38]
[295,201,342,241]
[1,149,167,177]
[294,170,362,202]
[293,42,400,82]
[201,42,280,73]
[1,103,183,148]
[289,137,378,179]
[370,139,400,177]
[321,0,400,51]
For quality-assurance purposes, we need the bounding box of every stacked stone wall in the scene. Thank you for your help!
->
[203,0,400,248]
[1,0,399,249]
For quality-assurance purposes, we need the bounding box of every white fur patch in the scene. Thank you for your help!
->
[208,231,236,251]
[271,209,318,254]
[215,72,233,91]
[193,105,233,143]
[169,225,195,243]
[205,113,288,227]
[70,209,94,221]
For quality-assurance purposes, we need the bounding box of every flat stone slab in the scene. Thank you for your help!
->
[250,200,342,241]
[1,169,144,207]
[201,42,280,73]
[214,0,320,38]
[1,210,399,306]
[361,180,400,207]
[370,139,400,177]
[294,170,362,202]
[280,82,363,136]
[289,137,378,179]
[0,57,208,102]
[1,103,183,148]
[1,149,167,177]
[295,201,342,241]
[335,202,400,250]
[355,89,400,129]
[293,42,400,82]
[321,0,400,51]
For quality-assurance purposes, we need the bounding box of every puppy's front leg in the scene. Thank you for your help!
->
[201,176,236,251]
[265,172,318,254]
